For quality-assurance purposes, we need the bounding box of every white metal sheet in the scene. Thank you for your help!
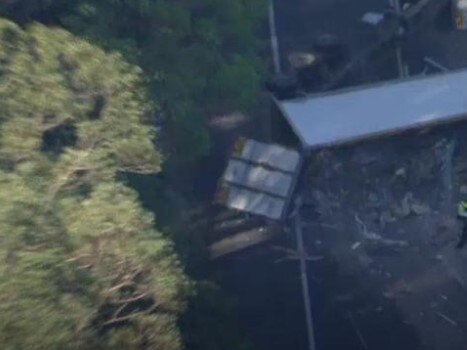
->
[239,139,300,172]
[218,139,302,220]
[227,186,285,220]
[224,159,293,197]
[279,70,467,149]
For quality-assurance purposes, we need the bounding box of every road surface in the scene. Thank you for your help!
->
[404,0,467,71]
[274,0,467,83]
[274,0,395,81]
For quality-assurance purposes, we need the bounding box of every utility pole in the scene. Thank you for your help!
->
[391,0,407,78]
[268,0,281,74]
[292,196,317,350]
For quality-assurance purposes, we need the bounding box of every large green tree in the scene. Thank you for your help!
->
[0,19,188,350]
[0,0,266,165]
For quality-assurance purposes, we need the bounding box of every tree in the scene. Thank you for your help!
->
[0,18,188,350]
[0,1,269,348]
[0,0,267,166]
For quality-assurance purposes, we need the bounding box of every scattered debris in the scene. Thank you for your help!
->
[361,12,385,25]
[411,203,430,215]
[351,148,379,165]
[431,218,457,246]
[272,246,324,264]
[368,193,378,202]
[354,214,374,238]
[393,193,412,218]
[347,312,369,350]
[311,190,333,216]
[437,216,458,231]
[333,162,343,171]
[355,214,409,249]
[380,210,396,226]
[383,280,412,298]
[301,221,339,230]
[440,295,448,301]
[357,254,374,268]
[351,242,362,250]
[395,167,406,177]
[379,239,409,248]
[437,312,458,327]
[209,225,280,260]
[392,192,430,218]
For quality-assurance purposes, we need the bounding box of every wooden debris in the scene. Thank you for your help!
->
[209,225,279,260]
[348,312,369,350]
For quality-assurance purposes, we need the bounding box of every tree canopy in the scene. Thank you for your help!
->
[0,19,188,350]
[0,0,267,165]
[0,1,267,348]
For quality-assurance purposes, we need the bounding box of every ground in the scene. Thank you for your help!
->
[404,0,467,70]
[301,123,467,350]
[274,0,467,79]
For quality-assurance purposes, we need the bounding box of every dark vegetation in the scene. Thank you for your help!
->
[0,1,267,349]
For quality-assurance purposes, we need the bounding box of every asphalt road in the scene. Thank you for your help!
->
[404,0,467,71]
[274,0,467,83]
[274,0,393,75]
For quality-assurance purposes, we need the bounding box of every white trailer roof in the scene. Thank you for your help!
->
[279,70,467,150]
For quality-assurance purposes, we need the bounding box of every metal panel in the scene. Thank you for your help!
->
[224,159,293,197]
[226,186,285,220]
[217,139,302,220]
[278,70,467,150]
[239,139,300,173]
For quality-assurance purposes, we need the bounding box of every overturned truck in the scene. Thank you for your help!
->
[215,69,467,256]
[268,69,467,350]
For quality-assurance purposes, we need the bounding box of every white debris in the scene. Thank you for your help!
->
[393,192,430,217]
[437,312,458,327]
[395,168,406,177]
[380,239,409,248]
[361,12,385,25]
[351,242,362,250]
[411,203,430,215]
[393,201,411,218]
[380,210,396,225]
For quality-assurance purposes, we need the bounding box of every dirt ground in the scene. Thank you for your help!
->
[301,121,467,350]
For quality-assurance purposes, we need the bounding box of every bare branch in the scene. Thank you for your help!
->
[101,304,158,327]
